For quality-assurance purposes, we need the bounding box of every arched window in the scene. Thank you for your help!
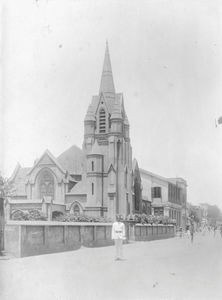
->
[99,108,106,133]
[48,183,54,195]
[40,183,47,196]
[92,182,94,195]
[125,168,128,188]
[38,169,54,200]
[92,161,94,171]
[110,169,115,185]
[73,204,80,215]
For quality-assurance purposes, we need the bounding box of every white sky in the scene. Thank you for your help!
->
[2,0,222,209]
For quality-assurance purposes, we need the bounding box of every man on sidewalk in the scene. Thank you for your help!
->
[190,222,194,243]
[112,215,126,261]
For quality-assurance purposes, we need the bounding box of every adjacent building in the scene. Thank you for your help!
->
[139,168,187,228]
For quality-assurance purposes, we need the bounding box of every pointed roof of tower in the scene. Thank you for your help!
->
[99,41,115,95]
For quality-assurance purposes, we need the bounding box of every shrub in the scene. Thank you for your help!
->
[27,209,47,221]
[51,212,112,223]
[11,209,47,221]
[125,213,175,225]
[52,211,64,221]
[11,210,29,221]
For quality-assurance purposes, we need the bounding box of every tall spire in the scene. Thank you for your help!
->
[99,41,115,95]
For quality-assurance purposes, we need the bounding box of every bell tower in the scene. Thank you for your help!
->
[83,42,133,219]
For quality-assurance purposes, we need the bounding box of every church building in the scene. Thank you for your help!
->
[9,43,187,226]
[9,43,134,220]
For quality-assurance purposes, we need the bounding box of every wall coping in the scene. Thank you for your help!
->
[8,199,66,206]
[5,221,174,227]
[135,224,174,227]
[9,200,43,204]
[6,220,113,226]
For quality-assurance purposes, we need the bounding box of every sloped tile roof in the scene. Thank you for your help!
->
[57,145,85,175]
[13,167,31,196]
[69,175,87,195]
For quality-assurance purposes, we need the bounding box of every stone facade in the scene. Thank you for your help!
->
[9,43,133,220]
[80,42,133,219]
[9,43,187,223]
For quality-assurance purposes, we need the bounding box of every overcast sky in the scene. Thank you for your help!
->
[2,0,222,209]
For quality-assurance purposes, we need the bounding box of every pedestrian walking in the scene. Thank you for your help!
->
[112,215,126,261]
[213,225,217,237]
[208,226,211,234]
[190,222,194,243]
[185,225,190,239]
[179,227,183,238]
[202,225,206,236]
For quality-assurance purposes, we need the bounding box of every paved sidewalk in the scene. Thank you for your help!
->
[0,233,222,300]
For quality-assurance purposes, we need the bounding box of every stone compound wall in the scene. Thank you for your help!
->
[134,224,175,241]
[4,221,175,257]
[4,221,113,257]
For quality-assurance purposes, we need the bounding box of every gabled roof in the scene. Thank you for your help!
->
[140,168,187,187]
[95,93,110,115]
[27,149,66,176]
[87,93,125,118]
[11,166,31,196]
[57,145,85,175]
[9,163,22,182]
[84,104,96,122]
[140,168,169,183]
[107,163,116,174]
[111,96,122,120]
[132,158,139,172]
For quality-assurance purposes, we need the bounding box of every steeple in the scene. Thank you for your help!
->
[99,41,115,96]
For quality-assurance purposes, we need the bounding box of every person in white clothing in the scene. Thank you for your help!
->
[112,215,126,260]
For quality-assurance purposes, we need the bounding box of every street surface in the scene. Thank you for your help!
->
[0,232,222,300]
